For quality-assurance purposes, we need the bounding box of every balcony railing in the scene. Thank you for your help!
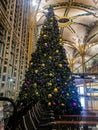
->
[74,53,98,74]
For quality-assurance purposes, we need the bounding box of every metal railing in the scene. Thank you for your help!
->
[74,53,98,73]
[0,97,17,130]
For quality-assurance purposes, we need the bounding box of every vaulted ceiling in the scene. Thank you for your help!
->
[34,0,98,72]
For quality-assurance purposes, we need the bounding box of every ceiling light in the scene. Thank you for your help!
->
[32,0,37,6]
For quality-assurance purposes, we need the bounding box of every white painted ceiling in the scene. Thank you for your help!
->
[35,0,98,71]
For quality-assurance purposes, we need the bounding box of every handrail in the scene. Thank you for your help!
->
[73,53,98,72]
[0,97,17,130]
[56,115,98,117]
[0,98,39,130]
[55,120,98,125]
[0,97,17,115]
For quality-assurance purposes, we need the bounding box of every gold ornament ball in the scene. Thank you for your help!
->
[48,82,52,86]
[44,43,47,46]
[58,64,63,68]
[48,94,52,98]
[35,70,38,74]
[61,103,65,106]
[43,34,47,37]
[54,88,58,93]
[56,50,59,53]
[33,83,37,88]
[49,73,53,77]
[49,56,52,59]
[41,63,45,67]
[48,102,51,106]
[49,83,52,86]
[60,39,62,41]
[59,42,62,45]
[36,92,39,96]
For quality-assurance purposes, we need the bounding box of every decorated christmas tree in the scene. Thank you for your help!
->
[17,6,82,114]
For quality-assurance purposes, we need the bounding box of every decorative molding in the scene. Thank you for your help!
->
[93,0,98,5]
[44,2,97,11]
[57,16,72,27]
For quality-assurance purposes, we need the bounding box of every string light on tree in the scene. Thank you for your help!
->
[48,102,51,106]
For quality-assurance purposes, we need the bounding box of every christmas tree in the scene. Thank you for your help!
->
[17,6,82,114]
